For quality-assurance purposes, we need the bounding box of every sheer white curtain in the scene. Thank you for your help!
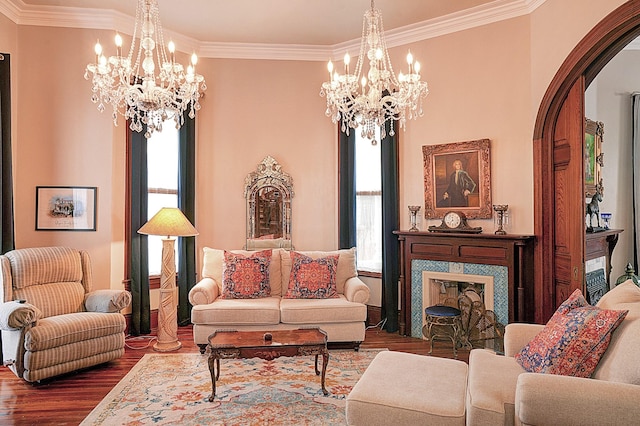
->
[631,93,640,272]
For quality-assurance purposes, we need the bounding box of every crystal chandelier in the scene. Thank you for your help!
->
[320,0,429,141]
[84,0,206,138]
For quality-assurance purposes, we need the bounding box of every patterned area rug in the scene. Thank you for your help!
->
[81,349,385,425]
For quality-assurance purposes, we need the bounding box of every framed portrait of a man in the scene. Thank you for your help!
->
[422,139,492,219]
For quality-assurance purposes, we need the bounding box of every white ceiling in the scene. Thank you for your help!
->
[1,0,546,59]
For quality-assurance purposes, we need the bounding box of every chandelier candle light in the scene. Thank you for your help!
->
[85,0,206,138]
[320,0,429,140]
[138,207,198,352]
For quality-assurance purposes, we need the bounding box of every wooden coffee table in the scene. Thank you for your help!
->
[206,328,329,401]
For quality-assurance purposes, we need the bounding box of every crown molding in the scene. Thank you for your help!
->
[0,0,20,23]
[393,0,546,45]
[2,0,547,60]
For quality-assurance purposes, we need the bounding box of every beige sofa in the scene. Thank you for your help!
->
[347,280,640,425]
[189,247,370,353]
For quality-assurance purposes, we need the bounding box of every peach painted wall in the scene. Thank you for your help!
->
[391,15,532,233]
[11,26,124,291]
[194,58,337,256]
[1,0,630,292]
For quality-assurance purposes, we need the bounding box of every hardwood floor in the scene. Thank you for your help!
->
[0,325,469,425]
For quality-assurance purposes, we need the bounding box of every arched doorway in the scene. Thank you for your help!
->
[534,1,640,323]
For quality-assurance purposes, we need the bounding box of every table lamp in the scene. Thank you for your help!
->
[138,207,198,351]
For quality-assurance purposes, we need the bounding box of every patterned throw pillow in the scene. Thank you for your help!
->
[515,288,628,377]
[221,250,272,299]
[284,252,339,299]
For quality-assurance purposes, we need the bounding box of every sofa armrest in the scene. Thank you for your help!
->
[189,278,219,305]
[516,372,640,425]
[85,289,132,313]
[504,323,545,357]
[344,276,370,304]
[0,301,42,330]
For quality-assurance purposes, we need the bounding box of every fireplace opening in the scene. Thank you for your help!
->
[422,271,504,352]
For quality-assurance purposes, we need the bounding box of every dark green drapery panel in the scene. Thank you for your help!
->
[381,123,400,333]
[129,130,150,336]
[338,129,357,249]
[0,53,14,254]
[177,116,197,326]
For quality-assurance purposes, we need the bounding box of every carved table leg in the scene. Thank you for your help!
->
[321,349,329,396]
[314,354,320,375]
[208,353,218,402]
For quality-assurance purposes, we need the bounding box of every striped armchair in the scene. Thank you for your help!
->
[0,247,131,382]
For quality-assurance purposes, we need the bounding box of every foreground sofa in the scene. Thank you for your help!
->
[347,280,640,425]
[189,247,369,352]
[0,247,131,382]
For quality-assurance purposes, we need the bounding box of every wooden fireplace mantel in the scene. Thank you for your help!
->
[394,231,535,336]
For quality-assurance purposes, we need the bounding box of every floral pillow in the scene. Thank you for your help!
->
[284,252,339,299]
[515,288,628,377]
[221,250,272,299]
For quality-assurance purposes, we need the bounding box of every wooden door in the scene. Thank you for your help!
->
[551,78,586,309]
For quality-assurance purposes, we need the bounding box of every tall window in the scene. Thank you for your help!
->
[355,129,382,273]
[146,125,179,275]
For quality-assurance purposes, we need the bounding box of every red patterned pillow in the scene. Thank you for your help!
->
[515,289,628,377]
[284,252,339,299]
[221,250,272,299]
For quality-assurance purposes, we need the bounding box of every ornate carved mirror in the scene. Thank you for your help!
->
[244,156,294,250]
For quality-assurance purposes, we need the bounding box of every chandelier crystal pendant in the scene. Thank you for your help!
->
[320,0,429,141]
[84,0,206,138]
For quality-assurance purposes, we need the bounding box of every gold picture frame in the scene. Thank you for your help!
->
[422,139,492,219]
[584,118,604,197]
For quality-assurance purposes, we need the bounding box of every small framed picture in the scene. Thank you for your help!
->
[35,186,97,231]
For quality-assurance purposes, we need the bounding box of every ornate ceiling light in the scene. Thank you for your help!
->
[84,0,206,138]
[320,0,429,141]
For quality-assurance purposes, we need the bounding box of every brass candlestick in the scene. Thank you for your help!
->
[493,205,508,235]
[408,205,421,232]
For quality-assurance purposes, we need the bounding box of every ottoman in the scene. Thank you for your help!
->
[346,351,468,426]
